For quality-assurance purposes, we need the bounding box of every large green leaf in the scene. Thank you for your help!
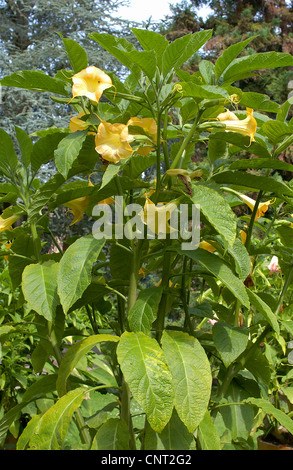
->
[227,238,251,281]
[22,261,60,322]
[246,289,279,334]
[212,171,293,199]
[28,173,65,222]
[0,129,19,177]
[197,410,221,450]
[27,387,86,450]
[222,51,293,84]
[212,322,249,368]
[30,132,67,174]
[89,33,141,79]
[56,334,119,397]
[180,82,229,100]
[229,157,293,173]
[245,398,293,435]
[262,120,292,145]
[162,30,212,76]
[54,130,88,178]
[117,331,174,432]
[161,330,212,433]
[1,70,69,96]
[128,286,163,334]
[215,36,257,79]
[15,126,33,168]
[132,28,168,69]
[62,37,88,73]
[175,247,250,308]
[144,410,196,450]
[57,235,105,314]
[91,418,130,450]
[191,183,237,247]
[209,131,271,158]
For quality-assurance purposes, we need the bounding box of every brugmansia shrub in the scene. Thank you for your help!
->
[0,29,293,450]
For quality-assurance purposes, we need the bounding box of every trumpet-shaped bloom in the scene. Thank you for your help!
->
[0,214,21,232]
[69,111,89,133]
[217,107,257,144]
[217,108,239,121]
[239,194,272,221]
[140,197,178,236]
[127,117,157,156]
[71,66,113,103]
[199,241,216,253]
[65,196,90,226]
[95,121,134,164]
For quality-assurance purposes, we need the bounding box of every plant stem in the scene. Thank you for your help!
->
[156,242,172,343]
[245,190,263,251]
[170,117,199,170]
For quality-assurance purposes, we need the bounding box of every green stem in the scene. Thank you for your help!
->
[156,242,172,343]
[30,221,41,262]
[245,190,263,251]
[170,117,199,170]
[155,111,162,196]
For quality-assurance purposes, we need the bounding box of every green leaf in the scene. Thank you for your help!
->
[131,28,168,69]
[212,322,249,368]
[175,247,250,308]
[123,49,157,80]
[197,410,221,450]
[180,82,229,100]
[262,120,291,145]
[15,126,33,168]
[274,135,293,157]
[91,418,130,450]
[28,173,65,222]
[117,331,174,432]
[229,157,293,173]
[215,36,258,79]
[162,30,212,76]
[100,163,122,190]
[56,334,119,397]
[128,286,163,334]
[27,387,86,450]
[191,183,236,247]
[212,171,293,200]
[31,132,67,174]
[208,136,227,164]
[62,37,88,73]
[22,261,60,322]
[144,410,196,450]
[209,131,271,158]
[57,235,105,314]
[227,238,251,281]
[89,33,141,79]
[239,92,279,113]
[1,70,69,96]
[54,130,88,179]
[222,51,293,84]
[245,398,293,435]
[161,330,212,433]
[17,414,43,450]
[246,289,279,334]
[0,129,19,177]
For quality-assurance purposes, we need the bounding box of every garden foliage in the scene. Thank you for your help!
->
[0,27,293,450]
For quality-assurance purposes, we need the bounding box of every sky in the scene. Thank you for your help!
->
[117,0,212,23]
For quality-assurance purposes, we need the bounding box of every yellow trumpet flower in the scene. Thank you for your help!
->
[239,194,272,221]
[0,214,21,232]
[217,108,239,121]
[198,241,216,253]
[127,117,157,156]
[71,66,113,103]
[140,197,178,236]
[217,107,257,144]
[95,121,134,164]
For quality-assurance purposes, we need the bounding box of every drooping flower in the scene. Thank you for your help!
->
[267,256,280,274]
[0,214,21,232]
[140,197,178,236]
[216,107,257,144]
[95,121,134,164]
[127,117,157,156]
[198,241,216,253]
[71,66,113,103]
[239,194,272,221]
[217,109,239,121]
